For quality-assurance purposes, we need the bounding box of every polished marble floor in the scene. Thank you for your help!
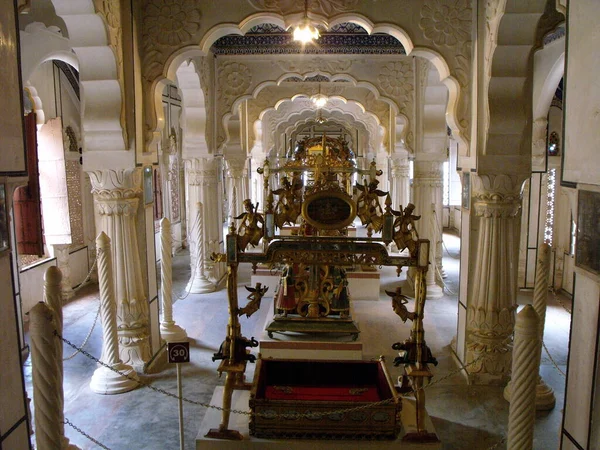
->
[23,231,571,449]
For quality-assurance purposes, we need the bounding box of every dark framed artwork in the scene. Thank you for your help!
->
[461,172,470,209]
[0,0,27,175]
[575,190,600,275]
[0,184,9,252]
[143,166,154,205]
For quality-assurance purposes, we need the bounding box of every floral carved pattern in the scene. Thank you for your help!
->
[220,62,252,98]
[419,0,471,47]
[378,62,413,100]
[143,0,202,47]
[248,0,358,15]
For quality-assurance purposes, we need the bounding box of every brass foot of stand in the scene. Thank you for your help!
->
[205,428,244,440]
[402,431,440,443]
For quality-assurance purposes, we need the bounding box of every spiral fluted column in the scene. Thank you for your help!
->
[43,266,78,449]
[532,243,556,409]
[186,202,215,293]
[90,232,139,394]
[30,302,65,450]
[507,305,540,450]
[159,218,187,341]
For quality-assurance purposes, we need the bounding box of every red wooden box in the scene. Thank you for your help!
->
[249,358,401,439]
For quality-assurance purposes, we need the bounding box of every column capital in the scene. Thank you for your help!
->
[185,157,218,186]
[225,157,247,178]
[472,173,524,218]
[413,160,443,188]
[88,168,142,199]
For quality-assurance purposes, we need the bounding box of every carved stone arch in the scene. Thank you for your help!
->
[420,60,449,154]
[176,60,209,159]
[20,22,78,83]
[49,0,127,156]
[267,102,377,156]
[278,110,371,158]
[483,0,553,162]
[257,96,382,152]
[23,84,46,129]
[148,46,205,152]
[531,29,564,170]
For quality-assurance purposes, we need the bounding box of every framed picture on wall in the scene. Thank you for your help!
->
[461,172,470,209]
[0,184,9,252]
[575,189,600,275]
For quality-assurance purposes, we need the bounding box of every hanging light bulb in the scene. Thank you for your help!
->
[293,0,320,44]
[311,82,328,108]
[315,110,326,124]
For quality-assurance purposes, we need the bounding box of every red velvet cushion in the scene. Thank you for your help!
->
[265,385,380,402]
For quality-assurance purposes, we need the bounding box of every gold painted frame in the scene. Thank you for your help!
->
[301,190,356,230]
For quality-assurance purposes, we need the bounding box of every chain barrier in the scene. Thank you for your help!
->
[55,332,508,448]
[550,288,572,315]
[542,340,566,378]
[63,298,101,361]
[56,331,487,420]
[71,251,99,294]
[64,417,111,450]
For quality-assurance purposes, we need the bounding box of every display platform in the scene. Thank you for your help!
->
[197,387,441,449]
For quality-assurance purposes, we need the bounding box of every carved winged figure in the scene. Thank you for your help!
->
[386,287,417,323]
[355,178,387,232]
[238,283,269,318]
[392,203,421,256]
[235,199,264,251]
[272,176,303,228]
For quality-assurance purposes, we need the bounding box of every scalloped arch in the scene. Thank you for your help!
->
[49,1,127,155]
[155,12,464,155]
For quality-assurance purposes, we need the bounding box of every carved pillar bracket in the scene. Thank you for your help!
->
[89,168,151,370]
[466,173,525,384]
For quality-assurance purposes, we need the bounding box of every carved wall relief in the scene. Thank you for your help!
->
[247,0,358,15]
[141,0,203,81]
[419,0,472,147]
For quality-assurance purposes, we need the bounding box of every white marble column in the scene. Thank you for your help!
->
[51,244,74,301]
[390,150,411,211]
[465,174,524,384]
[412,159,444,299]
[185,157,221,289]
[89,168,151,370]
[225,157,249,223]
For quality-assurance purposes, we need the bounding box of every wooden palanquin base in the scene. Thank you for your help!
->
[249,359,401,440]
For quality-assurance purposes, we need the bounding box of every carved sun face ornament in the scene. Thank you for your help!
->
[293,0,321,44]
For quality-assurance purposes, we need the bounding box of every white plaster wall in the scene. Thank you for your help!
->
[563,272,600,446]
[0,254,28,444]
[563,2,600,185]
[561,3,600,447]
[19,246,91,316]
